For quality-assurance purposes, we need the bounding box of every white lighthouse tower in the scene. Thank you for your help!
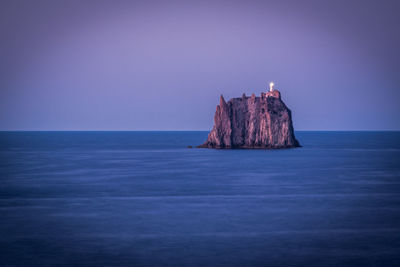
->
[269,82,274,92]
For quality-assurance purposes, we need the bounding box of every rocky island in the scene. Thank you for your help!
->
[198,83,300,149]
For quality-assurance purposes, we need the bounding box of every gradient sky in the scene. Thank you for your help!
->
[1,0,399,130]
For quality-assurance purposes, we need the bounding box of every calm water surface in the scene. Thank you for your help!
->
[0,131,399,266]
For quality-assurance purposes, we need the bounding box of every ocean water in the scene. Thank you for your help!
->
[0,131,399,266]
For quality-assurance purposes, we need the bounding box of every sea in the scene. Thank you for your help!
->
[0,131,399,266]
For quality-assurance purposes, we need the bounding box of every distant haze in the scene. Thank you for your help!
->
[1,0,399,131]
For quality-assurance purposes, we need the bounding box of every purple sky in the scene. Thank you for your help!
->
[1,0,399,130]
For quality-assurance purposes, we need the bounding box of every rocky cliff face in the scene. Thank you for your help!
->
[198,90,300,149]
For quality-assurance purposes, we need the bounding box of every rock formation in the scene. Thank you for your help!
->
[198,90,300,149]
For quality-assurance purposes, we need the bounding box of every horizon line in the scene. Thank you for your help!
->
[0,130,399,132]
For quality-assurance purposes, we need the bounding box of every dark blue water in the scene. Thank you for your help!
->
[0,131,399,266]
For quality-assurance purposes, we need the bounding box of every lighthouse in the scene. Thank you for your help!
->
[269,82,274,92]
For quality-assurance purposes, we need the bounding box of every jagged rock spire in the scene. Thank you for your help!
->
[198,90,300,149]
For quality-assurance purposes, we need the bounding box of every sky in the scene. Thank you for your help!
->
[0,0,399,131]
